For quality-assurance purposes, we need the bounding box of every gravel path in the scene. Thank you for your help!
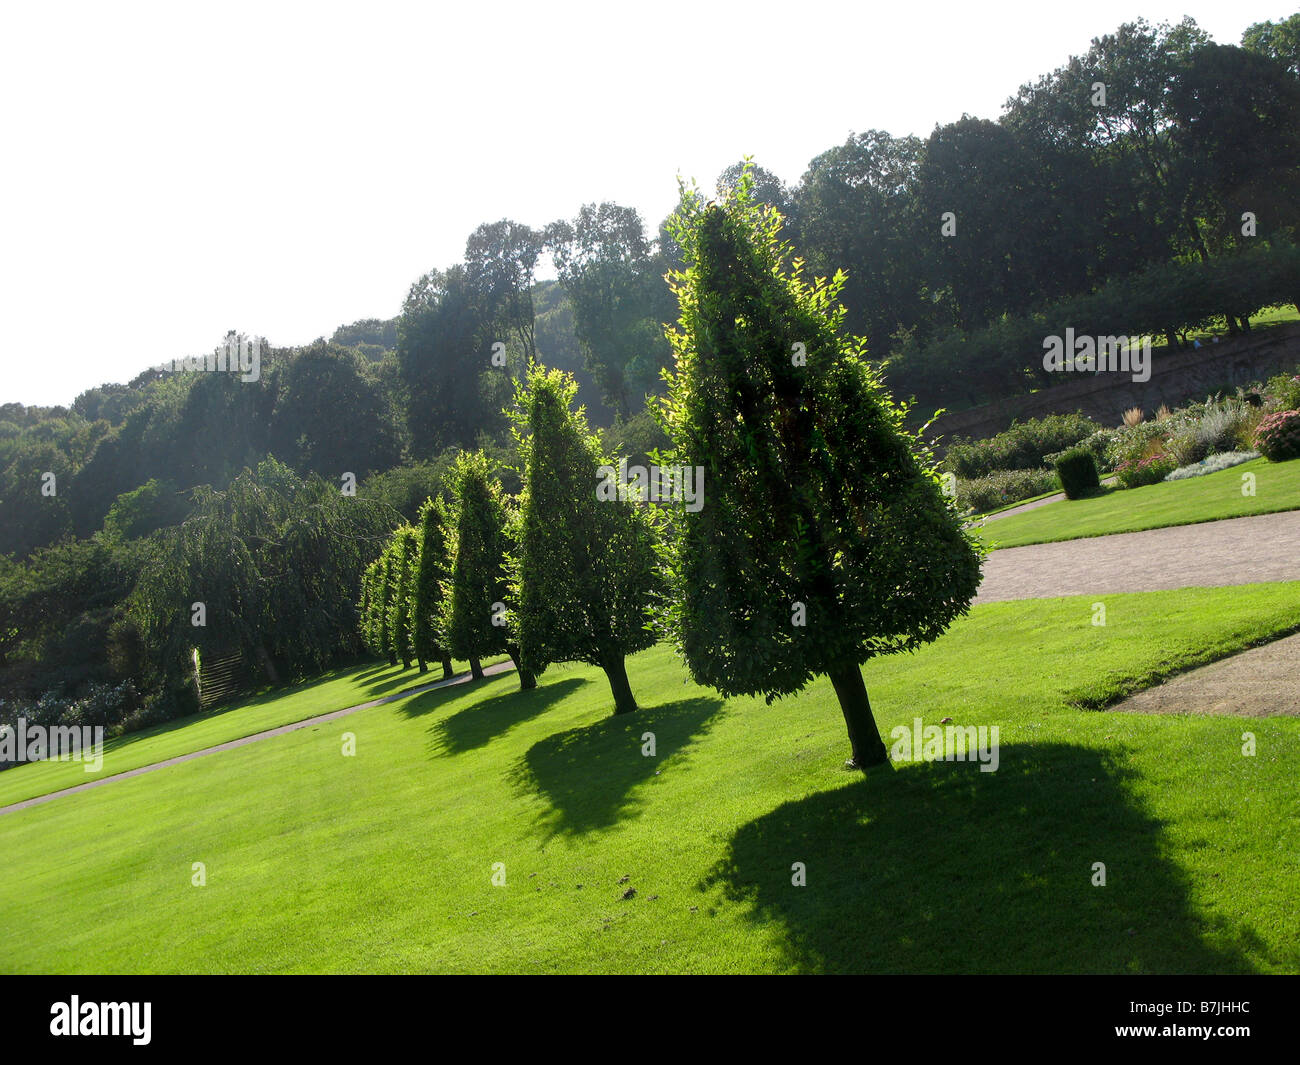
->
[975,510,1300,603]
[981,476,1119,522]
[0,660,517,817]
[1111,631,1300,717]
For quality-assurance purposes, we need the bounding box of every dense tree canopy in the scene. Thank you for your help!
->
[511,367,658,713]
[656,173,985,767]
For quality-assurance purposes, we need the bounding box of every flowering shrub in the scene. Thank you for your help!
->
[1116,453,1177,488]
[1264,371,1300,411]
[1106,419,1175,468]
[1255,409,1300,462]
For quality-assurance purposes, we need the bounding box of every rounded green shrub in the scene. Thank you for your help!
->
[1054,447,1101,499]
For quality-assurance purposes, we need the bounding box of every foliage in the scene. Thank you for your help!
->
[443,451,518,670]
[1264,370,1300,411]
[956,468,1059,514]
[1116,453,1178,488]
[130,458,391,691]
[1054,448,1101,499]
[411,496,453,674]
[1255,409,1300,461]
[510,367,658,713]
[943,413,1101,478]
[546,204,675,420]
[657,170,984,766]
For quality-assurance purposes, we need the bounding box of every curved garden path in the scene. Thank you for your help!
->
[975,510,1300,603]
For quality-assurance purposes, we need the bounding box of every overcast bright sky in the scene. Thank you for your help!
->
[0,1,1283,406]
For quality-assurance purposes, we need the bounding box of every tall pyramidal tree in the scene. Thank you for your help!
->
[511,366,658,714]
[377,549,397,666]
[443,451,535,690]
[656,170,984,768]
[388,525,419,670]
[412,496,455,679]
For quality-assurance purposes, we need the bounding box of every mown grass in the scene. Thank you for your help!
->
[0,656,508,809]
[1,584,1297,974]
[975,456,1300,549]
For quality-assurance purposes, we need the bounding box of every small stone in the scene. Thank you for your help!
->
[940,717,953,725]
[622,887,637,900]
[618,875,630,884]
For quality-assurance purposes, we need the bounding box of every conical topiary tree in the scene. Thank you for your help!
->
[359,559,381,656]
[443,451,535,690]
[388,525,419,670]
[377,549,397,666]
[656,171,984,768]
[511,366,658,714]
[412,496,455,678]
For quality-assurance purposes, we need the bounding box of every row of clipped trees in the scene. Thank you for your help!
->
[359,456,534,688]
[357,171,985,770]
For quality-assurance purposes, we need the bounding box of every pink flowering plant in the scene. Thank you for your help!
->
[1255,409,1300,462]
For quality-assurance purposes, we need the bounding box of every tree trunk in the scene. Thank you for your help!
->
[441,655,453,680]
[470,657,484,680]
[507,644,537,691]
[417,657,427,674]
[602,654,637,715]
[388,653,397,666]
[827,662,889,769]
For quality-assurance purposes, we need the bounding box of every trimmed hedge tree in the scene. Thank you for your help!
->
[377,549,397,666]
[656,172,985,769]
[511,366,658,713]
[412,496,454,678]
[388,526,419,670]
[444,451,535,690]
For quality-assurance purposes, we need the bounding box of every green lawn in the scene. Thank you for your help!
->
[976,456,1300,549]
[2,583,1298,974]
[0,655,507,809]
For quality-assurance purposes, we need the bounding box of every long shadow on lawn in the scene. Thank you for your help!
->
[430,677,587,755]
[511,696,725,838]
[705,742,1258,974]
[362,666,431,697]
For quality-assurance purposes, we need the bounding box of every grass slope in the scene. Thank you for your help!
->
[1,584,1298,974]
[0,656,508,809]
[976,457,1300,549]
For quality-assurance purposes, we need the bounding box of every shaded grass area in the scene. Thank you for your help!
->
[0,655,508,808]
[975,457,1300,549]
[1,584,1297,974]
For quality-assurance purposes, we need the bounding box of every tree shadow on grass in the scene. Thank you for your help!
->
[429,677,587,755]
[703,742,1260,974]
[362,665,432,697]
[510,696,725,839]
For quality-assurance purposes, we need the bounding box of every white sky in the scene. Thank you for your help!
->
[0,0,1282,407]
